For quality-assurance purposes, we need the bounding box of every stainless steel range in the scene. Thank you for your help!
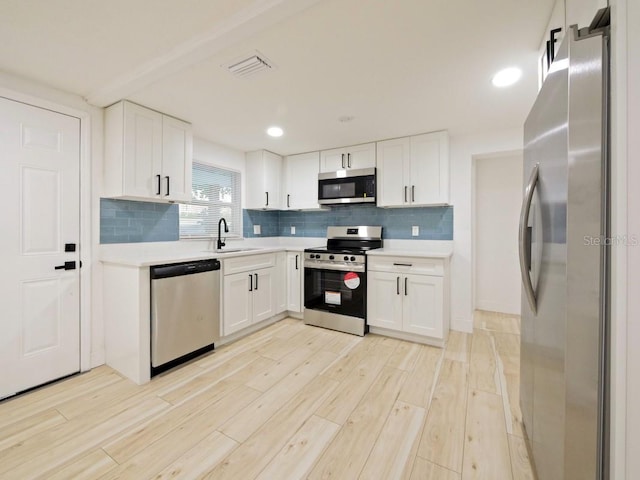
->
[303,226,382,336]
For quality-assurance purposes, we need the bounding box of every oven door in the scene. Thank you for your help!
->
[304,266,366,318]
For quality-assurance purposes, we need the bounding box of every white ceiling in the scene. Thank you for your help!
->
[0,0,555,156]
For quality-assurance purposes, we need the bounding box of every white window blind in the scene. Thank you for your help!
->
[179,162,242,238]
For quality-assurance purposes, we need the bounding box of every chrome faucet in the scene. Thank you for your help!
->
[217,217,229,250]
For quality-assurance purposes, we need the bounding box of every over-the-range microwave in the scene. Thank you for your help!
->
[318,167,376,205]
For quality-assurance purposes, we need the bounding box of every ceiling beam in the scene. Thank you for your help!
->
[85,0,321,107]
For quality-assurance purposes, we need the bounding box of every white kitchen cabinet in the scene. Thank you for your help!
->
[282,151,324,210]
[223,271,253,334]
[245,150,282,209]
[275,252,287,314]
[319,142,376,172]
[367,254,449,345]
[286,251,303,313]
[376,131,449,207]
[104,100,192,203]
[222,253,277,336]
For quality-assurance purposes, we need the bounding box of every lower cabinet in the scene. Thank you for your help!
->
[367,255,449,345]
[286,251,302,312]
[223,254,276,336]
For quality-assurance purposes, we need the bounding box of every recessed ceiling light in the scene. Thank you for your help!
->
[267,126,283,137]
[492,67,522,87]
[338,115,355,123]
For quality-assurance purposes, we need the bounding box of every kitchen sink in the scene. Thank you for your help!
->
[203,248,262,254]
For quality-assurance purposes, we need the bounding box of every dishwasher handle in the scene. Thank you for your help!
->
[151,259,220,279]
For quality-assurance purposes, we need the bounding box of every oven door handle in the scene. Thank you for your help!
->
[304,263,366,273]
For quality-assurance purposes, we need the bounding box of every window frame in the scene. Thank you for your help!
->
[179,160,243,240]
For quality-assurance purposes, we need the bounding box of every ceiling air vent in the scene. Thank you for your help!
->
[224,51,275,78]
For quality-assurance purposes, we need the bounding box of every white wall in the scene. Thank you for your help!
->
[625,0,640,472]
[474,153,523,314]
[449,128,524,332]
[565,0,608,28]
[612,0,640,477]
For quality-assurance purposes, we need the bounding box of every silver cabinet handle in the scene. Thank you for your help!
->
[265,192,269,206]
[249,274,253,292]
[519,164,539,313]
[396,276,400,295]
[165,176,170,196]
[287,194,290,208]
[341,154,345,169]
[254,273,258,290]
[156,174,161,195]
[393,263,412,267]
[404,186,408,202]
[295,255,299,270]
[405,277,408,296]
[411,185,415,202]
[347,153,351,168]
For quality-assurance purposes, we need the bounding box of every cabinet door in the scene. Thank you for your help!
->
[367,271,403,330]
[275,252,287,314]
[161,115,193,202]
[246,150,282,209]
[263,151,282,209]
[252,267,275,323]
[346,143,376,169]
[286,252,302,312]
[283,151,321,210]
[403,274,443,338]
[320,147,346,172]
[223,272,252,336]
[376,137,410,207]
[410,131,449,205]
[122,102,162,198]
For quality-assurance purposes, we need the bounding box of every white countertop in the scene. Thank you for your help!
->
[100,242,307,267]
[100,238,452,266]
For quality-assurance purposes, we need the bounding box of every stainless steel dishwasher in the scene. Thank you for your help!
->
[150,259,220,375]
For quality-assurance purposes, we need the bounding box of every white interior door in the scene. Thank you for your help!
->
[0,97,81,399]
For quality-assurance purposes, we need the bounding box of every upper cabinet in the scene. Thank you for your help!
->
[319,142,376,172]
[245,150,282,210]
[376,131,449,207]
[282,151,324,210]
[104,100,192,203]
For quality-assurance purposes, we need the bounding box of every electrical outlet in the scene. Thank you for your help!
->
[291,226,296,235]
[412,225,419,237]
[253,225,261,235]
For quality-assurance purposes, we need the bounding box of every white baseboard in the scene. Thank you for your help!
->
[475,300,520,315]
[451,315,473,333]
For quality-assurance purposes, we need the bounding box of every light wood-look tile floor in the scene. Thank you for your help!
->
[0,312,535,479]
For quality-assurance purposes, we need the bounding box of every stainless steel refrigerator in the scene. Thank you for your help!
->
[519,9,610,480]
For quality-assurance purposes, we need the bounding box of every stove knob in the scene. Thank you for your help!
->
[344,256,349,261]
[313,254,320,259]
[351,256,356,261]
[329,255,335,260]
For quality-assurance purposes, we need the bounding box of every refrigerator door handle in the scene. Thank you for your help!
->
[519,163,539,314]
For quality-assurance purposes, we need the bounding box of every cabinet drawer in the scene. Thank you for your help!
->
[367,256,444,276]
[223,253,276,275]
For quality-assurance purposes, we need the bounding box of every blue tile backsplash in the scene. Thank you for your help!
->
[100,198,179,244]
[100,200,453,243]
[243,205,453,240]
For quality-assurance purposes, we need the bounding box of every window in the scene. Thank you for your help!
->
[179,161,242,238]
